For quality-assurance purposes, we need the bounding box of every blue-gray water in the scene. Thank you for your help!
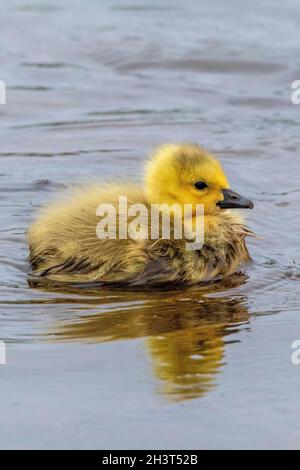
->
[0,0,300,449]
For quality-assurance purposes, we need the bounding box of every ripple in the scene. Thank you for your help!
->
[9,85,53,91]
[20,62,78,69]
[117,59,284,74]
[0,149,130,158]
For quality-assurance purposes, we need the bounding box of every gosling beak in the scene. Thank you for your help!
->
[217,189,254,209]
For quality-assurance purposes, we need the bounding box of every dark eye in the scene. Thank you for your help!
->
[194,181,208,190]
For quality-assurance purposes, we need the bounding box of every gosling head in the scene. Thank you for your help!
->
[145,143,253,215]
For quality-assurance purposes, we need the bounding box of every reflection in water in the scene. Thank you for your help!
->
[40,274,250,401]
[149,325,225,401]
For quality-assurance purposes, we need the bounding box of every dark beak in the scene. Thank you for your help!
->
[217,189,254,209]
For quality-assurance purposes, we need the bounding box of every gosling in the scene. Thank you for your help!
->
[28,144,254,286]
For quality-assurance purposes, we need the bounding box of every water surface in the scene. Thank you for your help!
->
[0,0,300,449]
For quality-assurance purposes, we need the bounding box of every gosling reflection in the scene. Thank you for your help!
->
[148,325,225,401]
[49,274,250,401]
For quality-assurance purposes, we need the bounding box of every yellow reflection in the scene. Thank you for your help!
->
[42,274,250,401]
[148,326,225,401]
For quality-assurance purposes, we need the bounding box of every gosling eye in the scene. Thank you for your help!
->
[194,181,208,190]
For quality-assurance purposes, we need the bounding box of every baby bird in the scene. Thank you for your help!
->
[28,144,254,286]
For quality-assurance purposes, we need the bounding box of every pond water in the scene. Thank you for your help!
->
[0,0,300,449]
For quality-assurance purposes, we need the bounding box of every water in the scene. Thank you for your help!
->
[0,0,300,449]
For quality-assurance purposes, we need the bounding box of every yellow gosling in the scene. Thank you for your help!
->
[27,143,255,286]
